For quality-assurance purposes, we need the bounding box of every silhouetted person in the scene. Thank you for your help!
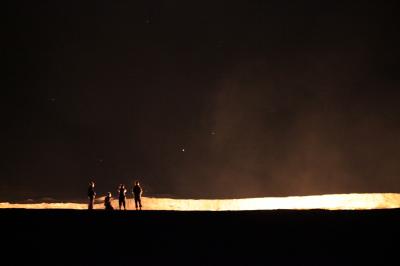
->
[87,181,96,210]
[118,184,127,210]
[104,192,114,210]
[133,181,142,210]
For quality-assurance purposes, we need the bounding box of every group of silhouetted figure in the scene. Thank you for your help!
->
[87,181,143,210]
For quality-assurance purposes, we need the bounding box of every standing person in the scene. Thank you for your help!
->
[133,181,143,210]
[118,184,127,210]
[104,192,114,210]
[87,181,96,210]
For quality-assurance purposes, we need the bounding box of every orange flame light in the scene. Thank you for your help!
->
[1,193,400,210]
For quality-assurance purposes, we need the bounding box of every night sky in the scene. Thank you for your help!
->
[3,1,400,201]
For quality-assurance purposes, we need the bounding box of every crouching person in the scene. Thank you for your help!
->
[104,192,114,210]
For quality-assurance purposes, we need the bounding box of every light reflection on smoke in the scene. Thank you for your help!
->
[1,193,400,211]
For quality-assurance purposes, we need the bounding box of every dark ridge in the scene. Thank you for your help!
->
[1,209,399,265]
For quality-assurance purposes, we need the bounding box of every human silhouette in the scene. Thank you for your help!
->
[88,181,96,210]
[133,181,143,210]
[104,192,114,210]
[118,184,127,210]
[87,181,96,210]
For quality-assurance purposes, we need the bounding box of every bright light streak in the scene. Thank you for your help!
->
[1,193,400,211]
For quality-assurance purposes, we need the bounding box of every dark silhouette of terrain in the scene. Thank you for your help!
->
[0,209,399,265]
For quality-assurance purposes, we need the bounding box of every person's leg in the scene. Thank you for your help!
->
[123,200,126,210]
[119,199,122,210]
[134,198,138,210]
[88,197,94,210]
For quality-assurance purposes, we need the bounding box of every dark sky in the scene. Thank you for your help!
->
[3,0,400,201]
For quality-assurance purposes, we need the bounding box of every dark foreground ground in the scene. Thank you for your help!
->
[0,209,399,265]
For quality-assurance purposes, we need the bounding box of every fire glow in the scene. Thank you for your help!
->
[1,193,400,211]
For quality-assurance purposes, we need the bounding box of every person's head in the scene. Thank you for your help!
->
[107,192,111,197]
[135,181,140,186]
[90,181,95,187]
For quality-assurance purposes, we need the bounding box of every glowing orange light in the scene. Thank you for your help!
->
[1,193,400,210]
